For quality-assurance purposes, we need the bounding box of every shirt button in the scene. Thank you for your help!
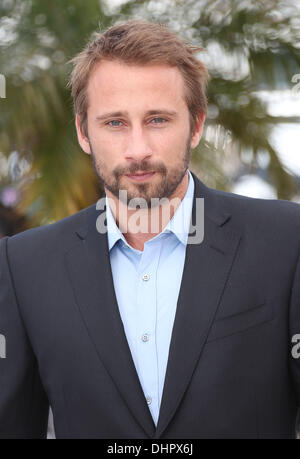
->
[146,396,152,405]
[142,274,150,281]
[141,333,149,342]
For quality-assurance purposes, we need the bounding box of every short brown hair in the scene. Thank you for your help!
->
[68,19,210,137]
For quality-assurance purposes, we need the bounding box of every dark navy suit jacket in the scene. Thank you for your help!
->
[0,171,300,438]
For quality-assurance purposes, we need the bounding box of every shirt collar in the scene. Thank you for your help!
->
[106,169,195,251]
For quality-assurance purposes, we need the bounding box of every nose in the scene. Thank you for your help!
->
[124,125,153,163]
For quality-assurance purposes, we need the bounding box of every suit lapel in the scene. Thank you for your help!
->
[64,202,156,438]
[154,173,242,438]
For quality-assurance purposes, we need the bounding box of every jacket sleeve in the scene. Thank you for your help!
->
[0,236,49,439]
[289,249,300,409]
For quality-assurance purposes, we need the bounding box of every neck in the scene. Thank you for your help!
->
[105,171,189,251]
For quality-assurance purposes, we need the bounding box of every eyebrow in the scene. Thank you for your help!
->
[95,109,178,121]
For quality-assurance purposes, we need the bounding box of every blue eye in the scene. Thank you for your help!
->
[152,117,166,123]
[106,117,167,127]
[108,120,122,126]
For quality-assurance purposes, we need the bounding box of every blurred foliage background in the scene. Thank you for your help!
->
[0,0,300,233]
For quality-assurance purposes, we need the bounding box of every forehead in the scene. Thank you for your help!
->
[86,59,187,112]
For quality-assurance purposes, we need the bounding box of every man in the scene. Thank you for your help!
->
[0,19,300,439]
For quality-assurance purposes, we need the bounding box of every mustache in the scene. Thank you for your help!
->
[116,163,167,177]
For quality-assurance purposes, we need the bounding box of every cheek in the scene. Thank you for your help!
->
[152,130,182,152]
[159,133,188,159]
[94,128,126,151]
[89,128,121,158]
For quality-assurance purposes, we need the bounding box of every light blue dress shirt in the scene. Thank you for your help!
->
[105,169,194,426]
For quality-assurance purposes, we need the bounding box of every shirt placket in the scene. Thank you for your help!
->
[135,239,162,425]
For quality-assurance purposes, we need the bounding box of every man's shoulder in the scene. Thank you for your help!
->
[206,184,300,239]
[4,203,96,255]
[193,172,300,225]
[213,186,300,216]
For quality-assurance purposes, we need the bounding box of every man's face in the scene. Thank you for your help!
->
[76,59,204,207]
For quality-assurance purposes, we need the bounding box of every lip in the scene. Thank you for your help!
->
[126,171,156,181]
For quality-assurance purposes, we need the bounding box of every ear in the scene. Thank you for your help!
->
[75,114,91,155]
[190,112,206,149]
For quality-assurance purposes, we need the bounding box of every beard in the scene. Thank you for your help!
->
[88,133,192,208]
